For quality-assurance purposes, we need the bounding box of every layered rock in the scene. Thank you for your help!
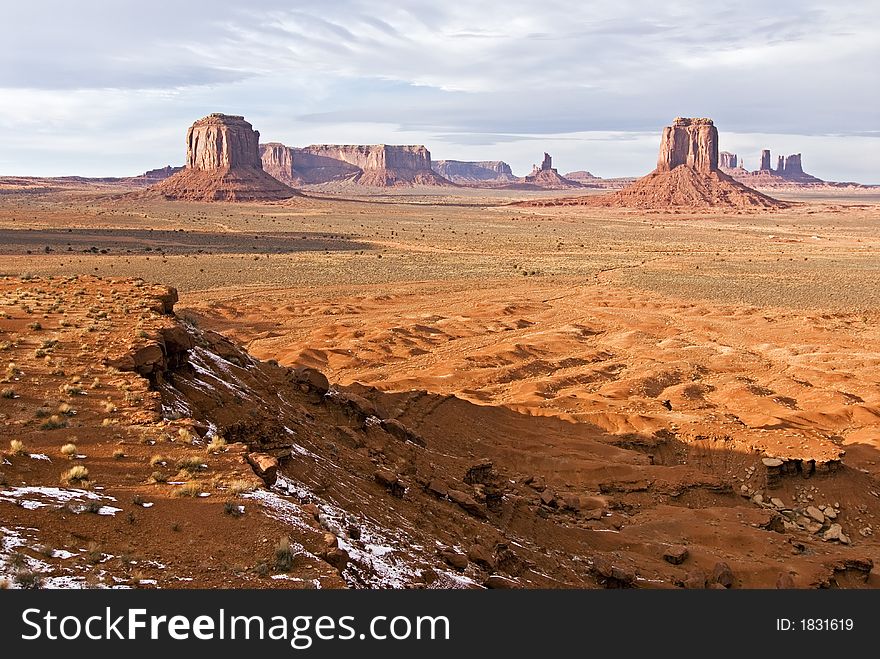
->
[518,117,787,209]
[656,117,718,174]
[524,152,581,189]
[432,160,515,183]
[151,114,295,201]
[719,152,738,169]
[260,143,452,187]
[782,154,804,177]
[726,150,824,186]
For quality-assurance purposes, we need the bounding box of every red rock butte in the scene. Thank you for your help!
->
[260,143,453,187]
[518,117,787,210]
[151,114,295,201]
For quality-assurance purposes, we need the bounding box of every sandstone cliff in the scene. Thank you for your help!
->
[719,152,738,169]
[151,114,295,201]
[656,117,718,174]
[260,143,453,187]
[432,160,515,183]
[518,118,786,209]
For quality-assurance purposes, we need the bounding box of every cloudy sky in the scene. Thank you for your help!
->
[1,0,877,181]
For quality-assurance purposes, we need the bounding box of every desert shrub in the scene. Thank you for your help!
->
[60,443,77,458]
[274,536,296,571]
[27,321,42,331]
[61,465,89,485]
[113,449,126,460]
[9,439,27,456]
[174,481,201,498]
[82,501,102,514]
[34,406,51,418]
[149,454,169,467]
[40,415,67,430]
[228,479,255,496]
[177,455,206,471]
[224,501,243,517]
[149,471,168,484]
[206,436,227,454]
[1,387,15,399]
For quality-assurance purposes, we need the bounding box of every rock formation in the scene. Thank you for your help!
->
[656,117,718,174]
[138,165,183,181]
[524,152,581,189]
[260,143,452,187]
[151,114,295,201]
[719,152,738,169]
[432,160,515,183]
[782,154,804,177]
[517,118,786,209]
[723,149,824,186]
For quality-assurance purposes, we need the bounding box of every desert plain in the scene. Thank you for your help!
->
[1,176,880,589]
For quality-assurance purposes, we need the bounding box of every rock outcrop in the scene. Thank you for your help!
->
[432,160,515,183]
[260,143,453,187]
[151,114,295,201]
[724,150,824,186]
[524,153,581,189]
[656,118,718,174]
[719,152,738,169]
[517,118,787,209]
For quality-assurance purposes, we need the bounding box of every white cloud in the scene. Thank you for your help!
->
[0,0,877,181]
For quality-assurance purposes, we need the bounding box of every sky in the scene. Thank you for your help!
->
[0,0,877,182]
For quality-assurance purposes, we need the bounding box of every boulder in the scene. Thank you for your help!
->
[246,452,278,486]
[441,550,468,571]
[290,366,330,395]
[484,574,518,589]
[663,545,689,565]
[379,418,426,446]
[466,544,495,571]
[448,489,487,518]
[711,561,734,588]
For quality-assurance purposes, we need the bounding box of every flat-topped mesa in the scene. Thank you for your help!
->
[432,160,515,183]
[656,117,718,174]
[719,151,738,169]
[259,143,453,187]
[186,114,262,171]
[150,113,295,201]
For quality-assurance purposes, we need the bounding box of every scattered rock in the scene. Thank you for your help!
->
[374,469,406,498]
[447,489,487,518]
[682,570,707,589]
[711,562,734,588]
[290,367,330,395]
[464,460,495,485]
[663,545,689,565]
[440,550,468,571]
[466,544,495,571]
[246,452,278,486]
[805,506,825,523]
[484,574,517,589]
[822,524,843,542]
[379,418,426,446]
[426,479,448,498]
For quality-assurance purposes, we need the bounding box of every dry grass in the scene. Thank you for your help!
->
[61,465,89,485]
[174,481,202,498]
[177,455,206,471]
[9,439,27,456]
[228,479,256,495]
[206,436,227,454]
[60,443,77,459]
